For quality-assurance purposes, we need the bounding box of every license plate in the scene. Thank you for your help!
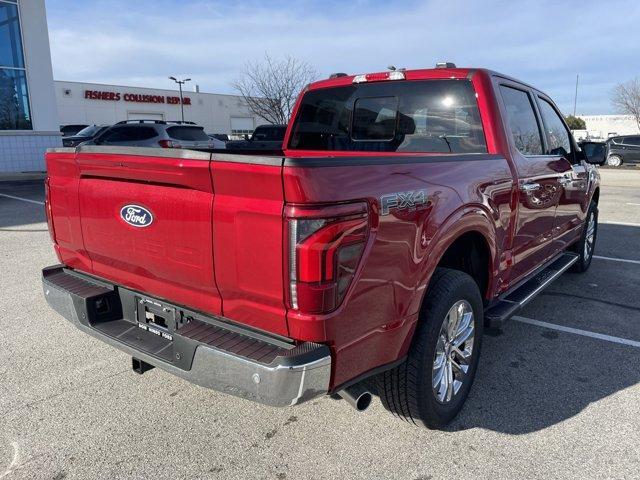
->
[137,321,173,341]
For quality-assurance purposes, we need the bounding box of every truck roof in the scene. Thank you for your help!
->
[306,67,539,94]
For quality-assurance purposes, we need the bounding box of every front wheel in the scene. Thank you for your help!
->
[376,268,483,429]
[606,155,622,167]
[570,200,598,272]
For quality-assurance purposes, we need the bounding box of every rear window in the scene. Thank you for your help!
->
[252,126,286,141]
[167,126,209,141]
[287,80,487,153]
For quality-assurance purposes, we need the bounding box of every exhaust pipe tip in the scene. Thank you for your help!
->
[338,383,373,411]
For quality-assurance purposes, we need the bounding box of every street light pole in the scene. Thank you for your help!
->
[573,74,579,117]
[168,76,191,122]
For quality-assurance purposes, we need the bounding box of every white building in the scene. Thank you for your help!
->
[0,0,60,173]
[578,114,640,140]
[55,80,265,138]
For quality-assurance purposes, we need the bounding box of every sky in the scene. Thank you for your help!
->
[45,0,640,115]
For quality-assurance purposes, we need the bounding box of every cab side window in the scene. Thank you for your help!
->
[499,85,543,156]
[537,98,572,159]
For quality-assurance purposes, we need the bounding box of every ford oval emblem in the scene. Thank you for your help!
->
[120,204,154,228]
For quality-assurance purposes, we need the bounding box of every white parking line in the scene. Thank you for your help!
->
[0,442,19,479]
[0,193,44,205]
[601,220,640,227]
[626,202,640,206]
[594,255,640,266]
[513,316,640,348]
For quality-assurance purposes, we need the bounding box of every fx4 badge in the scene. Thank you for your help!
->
[380,190,427,215]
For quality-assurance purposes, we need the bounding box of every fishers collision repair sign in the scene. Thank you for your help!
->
[84,90,191,105]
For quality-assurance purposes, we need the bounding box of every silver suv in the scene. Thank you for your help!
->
[81,120,215,149]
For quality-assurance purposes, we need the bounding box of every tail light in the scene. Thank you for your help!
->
[158,139,180,148]
[44,177,56,243]
[286,202,369,314]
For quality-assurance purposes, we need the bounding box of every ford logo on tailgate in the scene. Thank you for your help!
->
[120,204,154,227]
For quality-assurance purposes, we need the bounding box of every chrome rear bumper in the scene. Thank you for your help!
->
[42,265,331,407]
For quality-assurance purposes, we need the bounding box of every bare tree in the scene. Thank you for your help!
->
[611,77,640,132]
[232,53,318,125]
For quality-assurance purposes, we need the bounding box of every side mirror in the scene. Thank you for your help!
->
[579,142,606,165]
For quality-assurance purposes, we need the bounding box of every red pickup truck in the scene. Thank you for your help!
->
[42,65,601,428]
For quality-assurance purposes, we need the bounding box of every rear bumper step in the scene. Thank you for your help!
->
[42,265,331,407]
[485,252,579,328]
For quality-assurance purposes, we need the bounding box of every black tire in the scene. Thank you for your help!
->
[570,200,598,273]
[376,268,484,429]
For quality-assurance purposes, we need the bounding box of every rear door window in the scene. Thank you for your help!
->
[626,136,640,146]
[536,97,571,159]
[167,126,209,141]
[100,126,157,143]
[124,126,157,141]
[499,85,543,156]
[99,127,127,143]
[288,80,487,153]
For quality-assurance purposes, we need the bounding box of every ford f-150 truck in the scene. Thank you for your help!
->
[42,65,601,428]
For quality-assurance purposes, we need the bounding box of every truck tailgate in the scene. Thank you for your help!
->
[75,148,222,316]
[46,147,289,336]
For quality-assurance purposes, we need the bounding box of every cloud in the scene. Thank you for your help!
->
[46,0,640,114]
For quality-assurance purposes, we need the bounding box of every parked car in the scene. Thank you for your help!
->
[82,120,214,149]
[604,135,640,167]
[207,135,227,149]
[62,124,110,147]
[225,124,286,151]
[43,65,601,429]
[60,124,88,137]
[209,133,230,142]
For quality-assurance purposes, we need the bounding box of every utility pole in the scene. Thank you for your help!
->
[169,76,191,122]
[573,74,579,117]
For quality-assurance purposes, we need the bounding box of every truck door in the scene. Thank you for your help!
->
[498,83,561,284]
[534,95,590,251]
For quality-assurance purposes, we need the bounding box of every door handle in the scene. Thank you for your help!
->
[558,177,572,186]
[520,182,541,193]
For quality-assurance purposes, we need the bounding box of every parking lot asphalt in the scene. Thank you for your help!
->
[1,169,639,480]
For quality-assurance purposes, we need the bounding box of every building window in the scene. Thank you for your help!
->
[0,0,32,130]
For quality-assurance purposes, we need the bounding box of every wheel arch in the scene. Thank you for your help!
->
[417,207,499,306]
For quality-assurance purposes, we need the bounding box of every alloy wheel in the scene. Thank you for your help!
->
[432,300,475,404]
[607,155,622,167]
[584,212,596,260]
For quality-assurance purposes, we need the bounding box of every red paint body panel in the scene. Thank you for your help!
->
[44,67,600,392]
[75,151,223,316]
[210,160,288,336]
[45,151,93,271]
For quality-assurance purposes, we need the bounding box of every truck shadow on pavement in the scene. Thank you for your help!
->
[449,325,640,434]
[449,223,640,434]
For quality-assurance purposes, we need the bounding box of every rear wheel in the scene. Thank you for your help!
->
[570,200,598,272]
[606,155,622,167]
[376,268,483,429]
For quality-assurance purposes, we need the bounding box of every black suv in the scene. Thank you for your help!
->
[605,135,640,167]
[225,124,287,152]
